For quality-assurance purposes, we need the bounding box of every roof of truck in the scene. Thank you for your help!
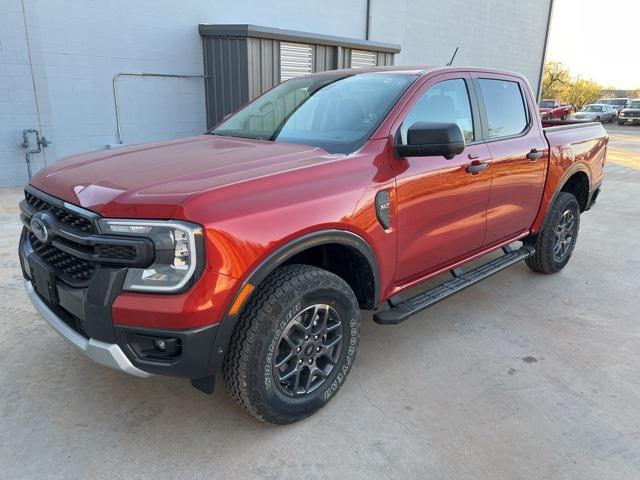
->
[308,65,526,79]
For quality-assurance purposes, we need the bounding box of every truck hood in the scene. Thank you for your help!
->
[30,135,336,217]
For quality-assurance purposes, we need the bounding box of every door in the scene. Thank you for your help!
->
[391,73,492,283]
[471,73,548,246]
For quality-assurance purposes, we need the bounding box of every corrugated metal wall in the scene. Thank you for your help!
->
[247,38,280,99]
[201,27,398,127]
[313,45,338,73]
[202,37,249,128]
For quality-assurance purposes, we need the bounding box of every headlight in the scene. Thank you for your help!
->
[98,219,203,292]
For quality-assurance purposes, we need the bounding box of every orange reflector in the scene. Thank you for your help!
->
[229,283,254,316]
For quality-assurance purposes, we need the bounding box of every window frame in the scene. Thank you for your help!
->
[471,76,533,142]
[394,74,483,147]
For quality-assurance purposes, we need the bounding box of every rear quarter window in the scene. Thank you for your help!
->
[478,79,529,139]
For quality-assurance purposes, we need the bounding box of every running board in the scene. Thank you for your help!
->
[373,245,535,325]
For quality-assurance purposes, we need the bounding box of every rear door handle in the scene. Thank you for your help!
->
[466,161,488,174]
[527,149,544,161]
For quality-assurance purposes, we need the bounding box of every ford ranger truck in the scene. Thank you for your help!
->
[19,67,607,424]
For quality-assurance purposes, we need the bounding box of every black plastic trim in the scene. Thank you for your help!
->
[373,245,534,324]
[539,164,592,229]
[206,229,381,375]
[114,323,219,379]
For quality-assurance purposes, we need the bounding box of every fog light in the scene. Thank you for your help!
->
[126,333,181,360]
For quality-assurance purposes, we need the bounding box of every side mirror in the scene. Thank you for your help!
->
[396,122,466,160]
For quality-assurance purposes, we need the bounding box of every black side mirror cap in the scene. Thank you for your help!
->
[396,121,466,160]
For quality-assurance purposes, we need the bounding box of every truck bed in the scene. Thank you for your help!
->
[530,121,608,233]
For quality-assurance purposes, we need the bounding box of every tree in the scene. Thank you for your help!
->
[561,79,602,110]
[541,62,603,109]
[542,61,571,99]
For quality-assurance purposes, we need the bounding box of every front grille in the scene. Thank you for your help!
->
[28,232,97,283]
[25,191,96,234]
[95,244,136,261]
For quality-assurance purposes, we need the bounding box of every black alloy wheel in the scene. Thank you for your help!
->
[273,304,344,397]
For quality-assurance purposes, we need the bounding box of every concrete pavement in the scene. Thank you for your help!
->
[0,124,639,479]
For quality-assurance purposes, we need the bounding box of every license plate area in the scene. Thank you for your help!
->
[29,254,58,305]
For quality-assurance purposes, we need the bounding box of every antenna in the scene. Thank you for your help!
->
[447,46,459,66]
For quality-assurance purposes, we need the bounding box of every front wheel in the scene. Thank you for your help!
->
[223,264,360,424]
[524,192,580,274]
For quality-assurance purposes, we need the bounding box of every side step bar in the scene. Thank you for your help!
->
[373,245,535,325]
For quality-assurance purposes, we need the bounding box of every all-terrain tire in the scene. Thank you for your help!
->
[524,192,580,274]
[223,264,360,424]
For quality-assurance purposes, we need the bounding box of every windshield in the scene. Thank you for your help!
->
[582,105,603,112]
[212,73,415,154]
[539,101,555,108]
[628,101,640,108]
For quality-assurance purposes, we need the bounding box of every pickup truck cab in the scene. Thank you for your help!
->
[539,99,572,120]
[20,66,607,424]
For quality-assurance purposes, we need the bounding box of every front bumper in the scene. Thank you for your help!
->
[19,186,226,381]
[618,116,640,123]
[25,280,152,377]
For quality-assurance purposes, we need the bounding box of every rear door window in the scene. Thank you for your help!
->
[477,79,528,139]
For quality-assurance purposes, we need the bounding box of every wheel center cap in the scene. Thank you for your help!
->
[304,344,315,357]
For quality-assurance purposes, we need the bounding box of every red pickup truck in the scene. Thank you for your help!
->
[539,99,572,120]
[20,67,607,424]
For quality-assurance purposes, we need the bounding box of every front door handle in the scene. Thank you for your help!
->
[466,160,488,174]
[527,149,544,161]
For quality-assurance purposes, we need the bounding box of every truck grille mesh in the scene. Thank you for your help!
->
[25,191,96,233]
[28,232,97,283]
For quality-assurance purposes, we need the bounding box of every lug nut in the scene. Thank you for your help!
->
[314,335,318,340]
[298,359,303,365]
[308,358,313,364]
[297,346,301,352]
[316,346,321,352]
[304,335,309,340]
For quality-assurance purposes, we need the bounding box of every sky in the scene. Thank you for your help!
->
[546,0,638,89]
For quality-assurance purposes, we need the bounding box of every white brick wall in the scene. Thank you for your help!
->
[0,0,551,187]
[0,0,47,185]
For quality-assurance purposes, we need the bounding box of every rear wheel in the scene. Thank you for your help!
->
[524,192,580,274]
[223,264,360,424]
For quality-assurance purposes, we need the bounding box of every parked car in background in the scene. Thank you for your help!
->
[618,99,640,125]
[539,99,572,120]
[572,104,617,122]
[598,98,629,113]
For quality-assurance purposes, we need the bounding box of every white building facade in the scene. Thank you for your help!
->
[0,0,552,186]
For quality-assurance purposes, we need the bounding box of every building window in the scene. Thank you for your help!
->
[280,42,313,81]
[350,50,377,68]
